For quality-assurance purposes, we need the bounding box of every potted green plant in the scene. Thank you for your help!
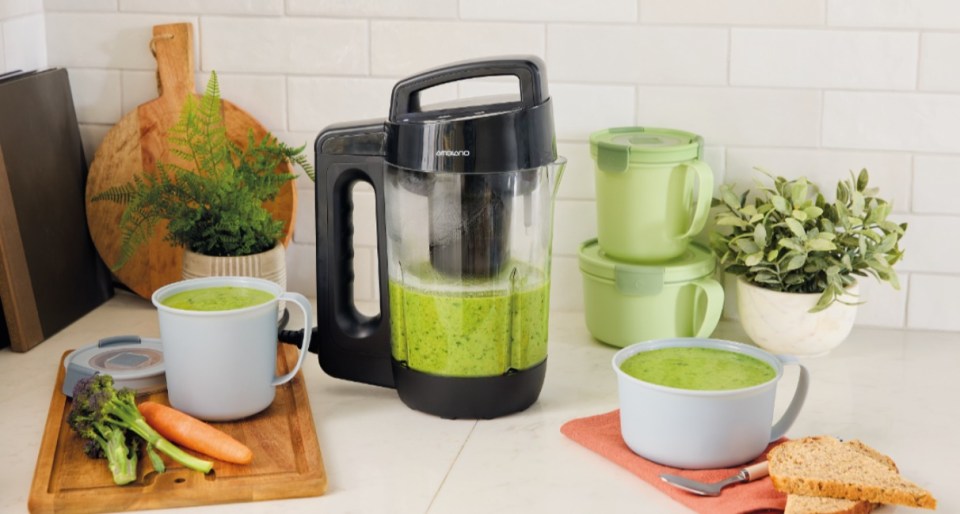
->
[711,168,906,355]
[92,72,314,288]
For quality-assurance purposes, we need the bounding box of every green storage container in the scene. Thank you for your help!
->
[589,127,713,263]
[578,239,723,347]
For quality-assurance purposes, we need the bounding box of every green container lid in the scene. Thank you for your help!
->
[589,127,704,173]
[578,239,716,295]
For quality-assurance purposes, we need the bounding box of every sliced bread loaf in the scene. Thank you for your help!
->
[769,436,936,510]
[784,439,899,514]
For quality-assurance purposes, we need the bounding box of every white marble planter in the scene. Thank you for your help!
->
[736,277,859,357]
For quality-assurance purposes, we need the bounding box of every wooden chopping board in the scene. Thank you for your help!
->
[84,23,297,300]
[29,344,326,514]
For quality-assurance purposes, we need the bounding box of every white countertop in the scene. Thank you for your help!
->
[1,290,955,513]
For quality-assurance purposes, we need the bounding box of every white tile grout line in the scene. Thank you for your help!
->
[726,27,733,87]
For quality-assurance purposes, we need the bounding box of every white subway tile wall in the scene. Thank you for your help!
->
[3,14,45,70]
[0,0,954,331]
[919,33,960,92]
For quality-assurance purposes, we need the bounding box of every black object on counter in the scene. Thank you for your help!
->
[302,56,557,419]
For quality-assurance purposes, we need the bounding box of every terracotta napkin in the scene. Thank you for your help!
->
[561,410,787,514]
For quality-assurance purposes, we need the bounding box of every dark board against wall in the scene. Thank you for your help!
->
[0,69,114,352]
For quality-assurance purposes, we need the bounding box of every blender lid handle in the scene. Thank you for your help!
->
[389,55,549,119]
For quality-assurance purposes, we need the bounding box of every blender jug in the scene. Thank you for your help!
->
[313,56,565,419]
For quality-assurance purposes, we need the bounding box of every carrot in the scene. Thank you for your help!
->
[137,401,253,465]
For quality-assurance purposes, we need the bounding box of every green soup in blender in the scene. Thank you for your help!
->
[388,279,550,377]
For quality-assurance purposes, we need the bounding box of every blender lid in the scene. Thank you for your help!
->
[62,336,165,398]
[578,239,716,294]
[590,127,704,173]
[384,56,558,174]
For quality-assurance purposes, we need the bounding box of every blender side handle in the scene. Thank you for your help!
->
[314,122,395,388]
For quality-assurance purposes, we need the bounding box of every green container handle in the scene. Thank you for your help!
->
[679,160,714,240]
[691,277,724,338]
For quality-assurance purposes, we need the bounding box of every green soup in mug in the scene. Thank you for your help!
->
[620,347,776,391]
[161,286,274,311]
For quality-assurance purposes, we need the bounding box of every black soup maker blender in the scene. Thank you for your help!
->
[312,56,565,419]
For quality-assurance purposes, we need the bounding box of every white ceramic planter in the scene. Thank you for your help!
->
[181,244,287,289]
[736,277,858,357]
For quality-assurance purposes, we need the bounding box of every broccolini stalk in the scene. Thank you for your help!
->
[146,444,166,473]
[101,425,139,484]
[102,392,212,473]
[72,375,213,475]
[68,379,140,485]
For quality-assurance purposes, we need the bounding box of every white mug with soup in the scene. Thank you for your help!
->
[152,276,313,421]
[612,338,809,469]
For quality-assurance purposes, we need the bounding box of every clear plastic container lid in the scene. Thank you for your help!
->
[62,336,165,397]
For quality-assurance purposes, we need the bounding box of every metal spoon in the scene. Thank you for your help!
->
[659,461,769,496]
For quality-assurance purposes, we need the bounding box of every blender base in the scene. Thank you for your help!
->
[391,359,547,419]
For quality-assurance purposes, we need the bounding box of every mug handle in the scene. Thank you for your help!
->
[691,277,724,338]
[678,160,714,240]
[271,292,314,386]
[769,354,810,441]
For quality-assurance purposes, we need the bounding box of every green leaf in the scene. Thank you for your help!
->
[841,254,852,270]
[784,253,807,272]
[753,224,768,248]
[771,195,789,213]
[790,180,809,206]
[784,217,806,240]
[721,187,742,211]
[716,214,749,228]
[736,238,761,255]
[875,233,899,253]
[857,168,869,192]
[804,206,824,219]
[753,270,780,285]
[778,238,804,251]
[851,190,865,218]
[806,238,838,251]
[745,252,764,267]
[766,248,779,262]
[792,209,808,221]
[887,269,901,290]
[879,220,904,234]
[810,286,837,313]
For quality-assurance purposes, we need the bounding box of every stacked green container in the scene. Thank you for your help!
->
[580,127,724,347]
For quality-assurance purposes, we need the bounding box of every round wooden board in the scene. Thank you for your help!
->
[84,23,298,300]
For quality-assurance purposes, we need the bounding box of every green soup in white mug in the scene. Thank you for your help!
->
[161,286,274,311]
[619,347,776,391]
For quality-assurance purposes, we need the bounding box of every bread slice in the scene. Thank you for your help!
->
[769,436,936,510]
[784,439,899,514]
[785,494,876,514]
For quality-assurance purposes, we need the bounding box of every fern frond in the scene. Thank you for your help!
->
[91,183,137,204]
[91,70,315,267]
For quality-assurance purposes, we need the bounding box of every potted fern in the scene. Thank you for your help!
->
[93,72,314,289]
[711,169,906,356]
